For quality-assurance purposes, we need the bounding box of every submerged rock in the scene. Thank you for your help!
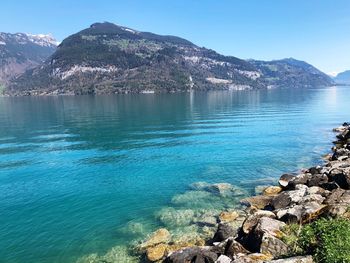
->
[76,246,140,263]
[146,243,168,262]
[157,207,195,227]
[140,228,170,249]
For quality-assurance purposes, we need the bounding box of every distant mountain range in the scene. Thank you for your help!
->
[333,70,350,85]
[0,32,57,88]
[3,22,334,95]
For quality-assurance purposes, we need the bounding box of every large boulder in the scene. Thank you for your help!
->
[271,186,307,210]
[242,211,276,234]
[240,195,274,209]
[213,223,237,242]
[325,189,350,217]
[165,247,218,263]
[267,255,314,263]
[279,174,295,188]
[224,238,250,259]
[260,233,289,258]
[254,217,286,238]
[276,202,327,223]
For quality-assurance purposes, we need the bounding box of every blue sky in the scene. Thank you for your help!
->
[1,0,349,74]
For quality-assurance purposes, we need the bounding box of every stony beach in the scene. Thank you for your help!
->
[128,122,350,263]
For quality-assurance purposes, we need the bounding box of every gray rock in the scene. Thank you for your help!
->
[242,211,276,234]
[224,238,250,259]
[279,174,295,188]
[216,255,232,263]
[254,217,286,238]
[213,223,237,242]
[266,255,314,263]
[276,202,327,223]
[166,247,218,263]
[260,233,289,258]
[271,186,307,209]
[240,195,274,209]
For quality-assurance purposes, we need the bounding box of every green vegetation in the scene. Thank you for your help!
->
[282,218,350,263]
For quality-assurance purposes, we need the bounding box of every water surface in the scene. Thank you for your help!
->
[0,86,350,262]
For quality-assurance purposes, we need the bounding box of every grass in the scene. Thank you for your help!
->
[282,218,350,263]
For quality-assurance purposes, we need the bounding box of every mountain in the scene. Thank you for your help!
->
[6,22,334,95]
[333,70,350,85]
[251,58,334,88]
[0,32,57,88]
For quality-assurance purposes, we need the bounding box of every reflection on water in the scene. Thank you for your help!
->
[0,87,350,262]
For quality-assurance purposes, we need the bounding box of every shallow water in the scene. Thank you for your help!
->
[0,86,350,262]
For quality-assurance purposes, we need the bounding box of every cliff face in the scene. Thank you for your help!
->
[6,22,334,95]
[0,32,57,86]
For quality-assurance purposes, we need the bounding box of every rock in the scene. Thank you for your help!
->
[325,189,350,217]
[331,172,350,189]
[233,253,273,263]
[224,238,250,259]
[213,223,237,242]
[307,166,321,175]
[263,186,283,196]
[306,174,328,187]
[267,255,314,263]
[306,186,329,197]
[254,217,286,238]
[288,174,312,189]
[271,186,307,210]
[255,185,269,195]
[165,247,218,263]
[194,214,218,227]
[219,211,240,223]
[157,207,195,227]
[240,195,273,209]
[141,228,170,248]
[216,255,232,263]
[260,233,289,258]
[276,202,327,223]
[279,174,295,188]
[146,243,167,262]
[242,211,276,234]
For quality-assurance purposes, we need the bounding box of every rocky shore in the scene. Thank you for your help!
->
[136,123,350,263]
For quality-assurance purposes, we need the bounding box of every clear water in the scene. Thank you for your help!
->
[0,86,349,263]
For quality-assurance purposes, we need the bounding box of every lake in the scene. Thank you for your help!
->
[0,86,349,262]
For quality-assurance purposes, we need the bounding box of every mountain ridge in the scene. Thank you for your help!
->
[0,32,57,86]
[333,70,350,85]
[5,22,334,95]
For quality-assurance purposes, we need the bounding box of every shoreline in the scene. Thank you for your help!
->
[133,122,350,263]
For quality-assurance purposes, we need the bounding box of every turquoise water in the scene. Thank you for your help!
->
[0,86,350,262]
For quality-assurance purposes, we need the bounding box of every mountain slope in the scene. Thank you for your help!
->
[0,32,57,86]
[251,58,334,88]
[333,70,350,84]
[6,22,334,95]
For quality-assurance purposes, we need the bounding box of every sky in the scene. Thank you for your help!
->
[1,0,349,74]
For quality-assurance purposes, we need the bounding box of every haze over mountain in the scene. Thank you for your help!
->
[0,32,57,87]
[333,70,350,85]
[6,22,334,95]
